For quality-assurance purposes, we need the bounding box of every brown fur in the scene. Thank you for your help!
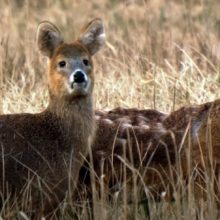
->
[0,18,105,219]
[79,99,220,202]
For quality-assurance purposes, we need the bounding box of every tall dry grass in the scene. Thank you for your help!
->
[0,0,220,219]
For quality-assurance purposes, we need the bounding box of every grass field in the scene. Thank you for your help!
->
[0,0,220,219]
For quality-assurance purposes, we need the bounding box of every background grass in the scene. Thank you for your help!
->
[0,0,220,219]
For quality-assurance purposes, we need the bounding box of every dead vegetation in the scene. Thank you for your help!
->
[0,0,220,219]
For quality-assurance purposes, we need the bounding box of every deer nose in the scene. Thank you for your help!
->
[74,70,87,83]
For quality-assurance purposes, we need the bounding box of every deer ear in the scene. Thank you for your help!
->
[79,18,105,55]
[36,21,64,57]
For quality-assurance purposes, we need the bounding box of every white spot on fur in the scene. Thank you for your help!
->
[95,115,101,120]
[121,123,132,130]
[155,123,166,133]
[138,115,148,121]
[141,125,150,129]
[116,117,131,124]
[161,191,166,198]
[102,118,114,125]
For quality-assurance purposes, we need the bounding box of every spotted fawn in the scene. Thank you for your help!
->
[80,100,219,201]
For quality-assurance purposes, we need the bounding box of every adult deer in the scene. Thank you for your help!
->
[0,18,105,219]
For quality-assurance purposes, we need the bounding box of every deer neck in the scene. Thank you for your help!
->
[46,94,95,151]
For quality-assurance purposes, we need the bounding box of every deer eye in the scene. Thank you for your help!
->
[58,61,66,68]
[83,59,89,66]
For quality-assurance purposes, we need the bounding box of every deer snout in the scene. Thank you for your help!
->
[74,70,87,83]
[69,69,89,92]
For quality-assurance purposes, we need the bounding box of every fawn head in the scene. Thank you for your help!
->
[37,18,105,100]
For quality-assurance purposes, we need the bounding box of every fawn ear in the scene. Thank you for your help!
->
[79,18,105,55]
[36,21,64,57]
